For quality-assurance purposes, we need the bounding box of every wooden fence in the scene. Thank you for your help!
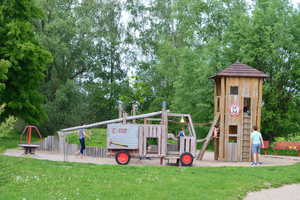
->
[36,136,177,158]
[35,136,108,158]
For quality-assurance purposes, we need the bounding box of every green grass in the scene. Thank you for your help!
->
[0,155,300,200]
[66,128,106,147]
[264,148,299,156]
[0,132,41,153]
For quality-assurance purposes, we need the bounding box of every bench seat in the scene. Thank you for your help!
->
[273,142,300,156]
[19,144,40,154]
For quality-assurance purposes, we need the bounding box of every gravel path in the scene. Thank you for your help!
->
[3,148,300,167]
[244,184,300,200]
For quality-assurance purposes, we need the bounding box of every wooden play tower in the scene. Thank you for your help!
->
[210,62,268,161]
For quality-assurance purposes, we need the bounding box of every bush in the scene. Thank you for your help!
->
[66,128,106,147]
[274,133,300,143]
[0,104,17,138]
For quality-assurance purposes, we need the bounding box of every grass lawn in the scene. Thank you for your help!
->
[0,155,300,200]
[0,133,41,153]
[66,128,106,147]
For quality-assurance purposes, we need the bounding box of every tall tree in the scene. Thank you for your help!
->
[221,0,300,138]
[0,0,52,124]
[35,0,129,133]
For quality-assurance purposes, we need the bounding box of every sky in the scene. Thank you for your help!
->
[292,0,300,5]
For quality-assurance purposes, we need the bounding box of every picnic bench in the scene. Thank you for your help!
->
[19,144,40,155]
[261,140,270,155]
[273,141,300,156]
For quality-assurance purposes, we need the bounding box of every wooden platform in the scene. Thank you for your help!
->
[19,144,40,154]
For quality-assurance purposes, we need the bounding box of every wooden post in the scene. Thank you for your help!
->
[118,103,123,119]
[197,113,220,160]
[256,79,263,131]
[122,112,127,124]
[219,77,226,160]
[188,115,196,137]
[161,101,168,165]
[132,104,137,123]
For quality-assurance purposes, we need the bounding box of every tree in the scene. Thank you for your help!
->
[221,0,300,138]
[35,0,129,133]
[0,0,52,124]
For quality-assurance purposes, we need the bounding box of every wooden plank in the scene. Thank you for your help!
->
[162,109,168,156]
[251,78,258,127]
[196,113,220,160]
[167,113,190,117]
[188,115,196,137]
[144,126,148,155]
[257,78,263,131]
[149,125,153,138]
[145,118,162,121]
[185,137,190,152]
[138,126,144,156]
[61,110,165,133]
[214,83,217,116]
[157,126,161,155]
[191,137,196,157]
[238,90,243,161]
[219,77,226,160]
[161,125,167,156]
[180,137,184,154]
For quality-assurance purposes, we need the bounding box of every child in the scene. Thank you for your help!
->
[250,126,264,165]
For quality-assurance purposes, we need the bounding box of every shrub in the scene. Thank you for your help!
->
[0,104,17,138]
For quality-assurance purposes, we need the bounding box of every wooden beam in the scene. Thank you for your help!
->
[219,77,226,160]
[188,115,196,137]
[145,118,162,121]
[196,113,220,160]
[61,111,165,132]
[167,113,190,117]
[257,79,263,131]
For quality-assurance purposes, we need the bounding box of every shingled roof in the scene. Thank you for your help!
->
[210,62,269,79]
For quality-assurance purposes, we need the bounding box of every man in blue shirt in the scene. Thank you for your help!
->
[250,126,264,165]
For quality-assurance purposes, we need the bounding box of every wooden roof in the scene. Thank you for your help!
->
[210,62,269,79]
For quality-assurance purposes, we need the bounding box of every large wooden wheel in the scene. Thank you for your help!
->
[115,150,131,165]
[180,152,194,166]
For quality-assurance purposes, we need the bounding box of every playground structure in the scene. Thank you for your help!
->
[19,125,43,154]
[60,106,197,166]
[59,62,268,164]
[208,62,268,161]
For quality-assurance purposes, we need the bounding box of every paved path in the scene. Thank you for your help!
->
[244,184,300,200]
[3,148,300,167]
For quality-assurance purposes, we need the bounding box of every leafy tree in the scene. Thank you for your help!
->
[42,80,88,134]
[220,0,300,138]
[0,60,10,92]
[35,0,129,133]
[0,0,52,124]
[0,104,17,138]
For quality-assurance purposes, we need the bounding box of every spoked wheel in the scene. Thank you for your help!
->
[180,152,194,166]
[115,150,131,165]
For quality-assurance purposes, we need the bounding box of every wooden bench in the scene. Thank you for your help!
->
[19,144,40,155]
[273,141,300,156]
[261,140,270,155]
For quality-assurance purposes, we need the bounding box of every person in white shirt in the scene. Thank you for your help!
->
[250,126,264,165]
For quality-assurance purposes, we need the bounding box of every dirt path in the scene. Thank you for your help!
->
[244,184,300,200]
[3,148,300,167]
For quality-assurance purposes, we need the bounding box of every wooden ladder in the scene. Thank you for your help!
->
[242,113,251,161]
[196,113,220,160]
